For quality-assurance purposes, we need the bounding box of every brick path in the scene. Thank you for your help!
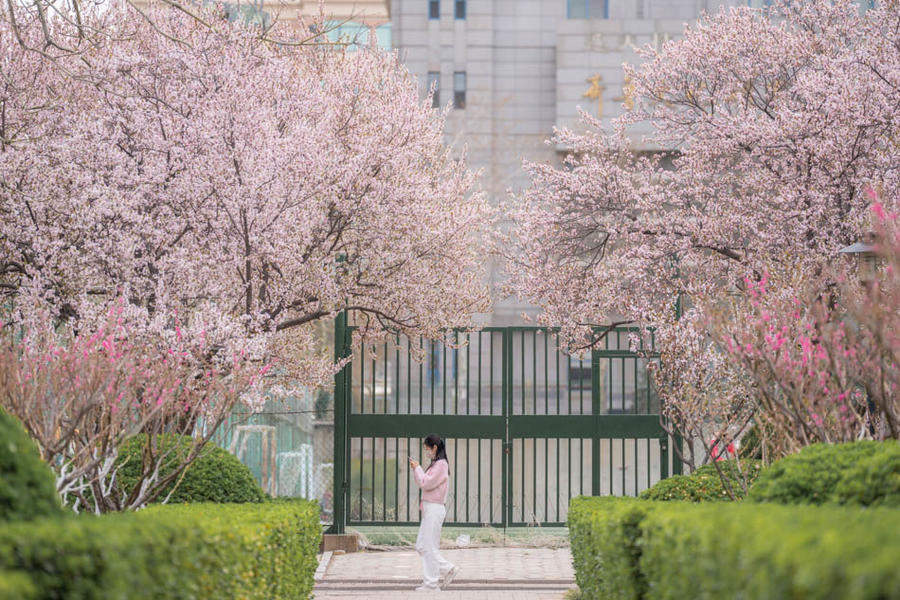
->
[314,547,575,599]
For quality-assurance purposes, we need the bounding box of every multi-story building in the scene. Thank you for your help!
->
[131,0,391,45]
[390,0,754,325]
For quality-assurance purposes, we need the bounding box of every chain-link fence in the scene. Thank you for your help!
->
[211,388,334,526]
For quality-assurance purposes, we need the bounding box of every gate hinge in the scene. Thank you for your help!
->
[503,442,512,455]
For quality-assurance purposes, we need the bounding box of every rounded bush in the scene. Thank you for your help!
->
[0,409,63,522]
[116,434,266,504]
[639,459,762,502]
[639,475,721,502]
[749,440,900,506]
[0,570,37,600]
[692,458,763,490]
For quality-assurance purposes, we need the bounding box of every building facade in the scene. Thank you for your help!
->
[131,0,390,43]
[390,0,754,325]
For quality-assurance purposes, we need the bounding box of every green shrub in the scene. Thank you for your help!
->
[639,459,762,502]
[638,475,721,502]
[641,503,900,600]
[0,570,36,600]
[115,434,266,504]
[833,445,900,507]
[749,440,899,506]
[568,497,656,600]
[0,500,321,600]
[569,497,900,600]
[0,409,63,522]
[692,458,763,482]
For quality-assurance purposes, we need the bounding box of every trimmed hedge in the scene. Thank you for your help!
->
[0,571,36,600]
[0,409,63,522]
[749,440,899,506]
[569,496,900,600]
[639,459,762,502]
[116,434,267,504]
[0,500,321,600]
[569,497,654,600]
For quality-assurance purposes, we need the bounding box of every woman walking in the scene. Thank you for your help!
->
[409,434,459,591]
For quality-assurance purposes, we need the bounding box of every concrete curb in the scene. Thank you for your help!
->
[315,551,334,582]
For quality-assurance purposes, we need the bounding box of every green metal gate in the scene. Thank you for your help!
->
[330,316,670,532]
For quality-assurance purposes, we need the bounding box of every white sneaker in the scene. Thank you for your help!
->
[441,566,459,589]
[415,585,440,592]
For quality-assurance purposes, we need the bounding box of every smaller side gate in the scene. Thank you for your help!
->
[329,318,674,533]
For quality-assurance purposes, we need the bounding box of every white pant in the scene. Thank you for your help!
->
[415,502,454,588]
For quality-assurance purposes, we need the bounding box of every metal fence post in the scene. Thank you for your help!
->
[331,309,350,534]
[591,341,601,496]
[501,328,510,530]
[671,294,684,475]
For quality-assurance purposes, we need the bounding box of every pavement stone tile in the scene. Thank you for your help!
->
[314,547,576,599]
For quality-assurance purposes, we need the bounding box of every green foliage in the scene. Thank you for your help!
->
[568,497,900,600]
[568,497,656,600]
[116,434,266,504]
[639,459,762,502]
[0,571,36,600]
[0,409,63,522]
[0,500,321,600]
[692,458,763,482]
[749,441,899,506]
[638,475,724,502]
[833,445,900,507]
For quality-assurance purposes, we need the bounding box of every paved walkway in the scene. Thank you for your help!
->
[314,547,576,599]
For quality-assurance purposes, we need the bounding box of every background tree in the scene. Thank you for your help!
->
[1,7,491,388]
[504,0,899,465]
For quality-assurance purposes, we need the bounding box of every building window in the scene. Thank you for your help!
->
[429,0,440,19]
[455,0,466,19]
[428,71,440,108]
[453,71,466,109]
[567,0,608,18]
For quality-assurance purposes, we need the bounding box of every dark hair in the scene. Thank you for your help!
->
[424,434,448,471]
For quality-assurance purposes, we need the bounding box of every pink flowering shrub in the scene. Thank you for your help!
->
[711,202,899,457]
[0,308,264,513]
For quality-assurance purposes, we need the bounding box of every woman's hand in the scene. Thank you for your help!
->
[409,457,419,469]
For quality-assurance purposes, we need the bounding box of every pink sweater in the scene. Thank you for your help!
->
[414,459,449,505]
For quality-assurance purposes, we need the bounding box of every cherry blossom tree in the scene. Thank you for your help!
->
[1,7,491,387]
[506,0,898,343]
[647,309,756,470]
[0,0,335,58]
[504,0,899,465]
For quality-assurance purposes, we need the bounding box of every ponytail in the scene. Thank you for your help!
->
[424,434,448,471]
